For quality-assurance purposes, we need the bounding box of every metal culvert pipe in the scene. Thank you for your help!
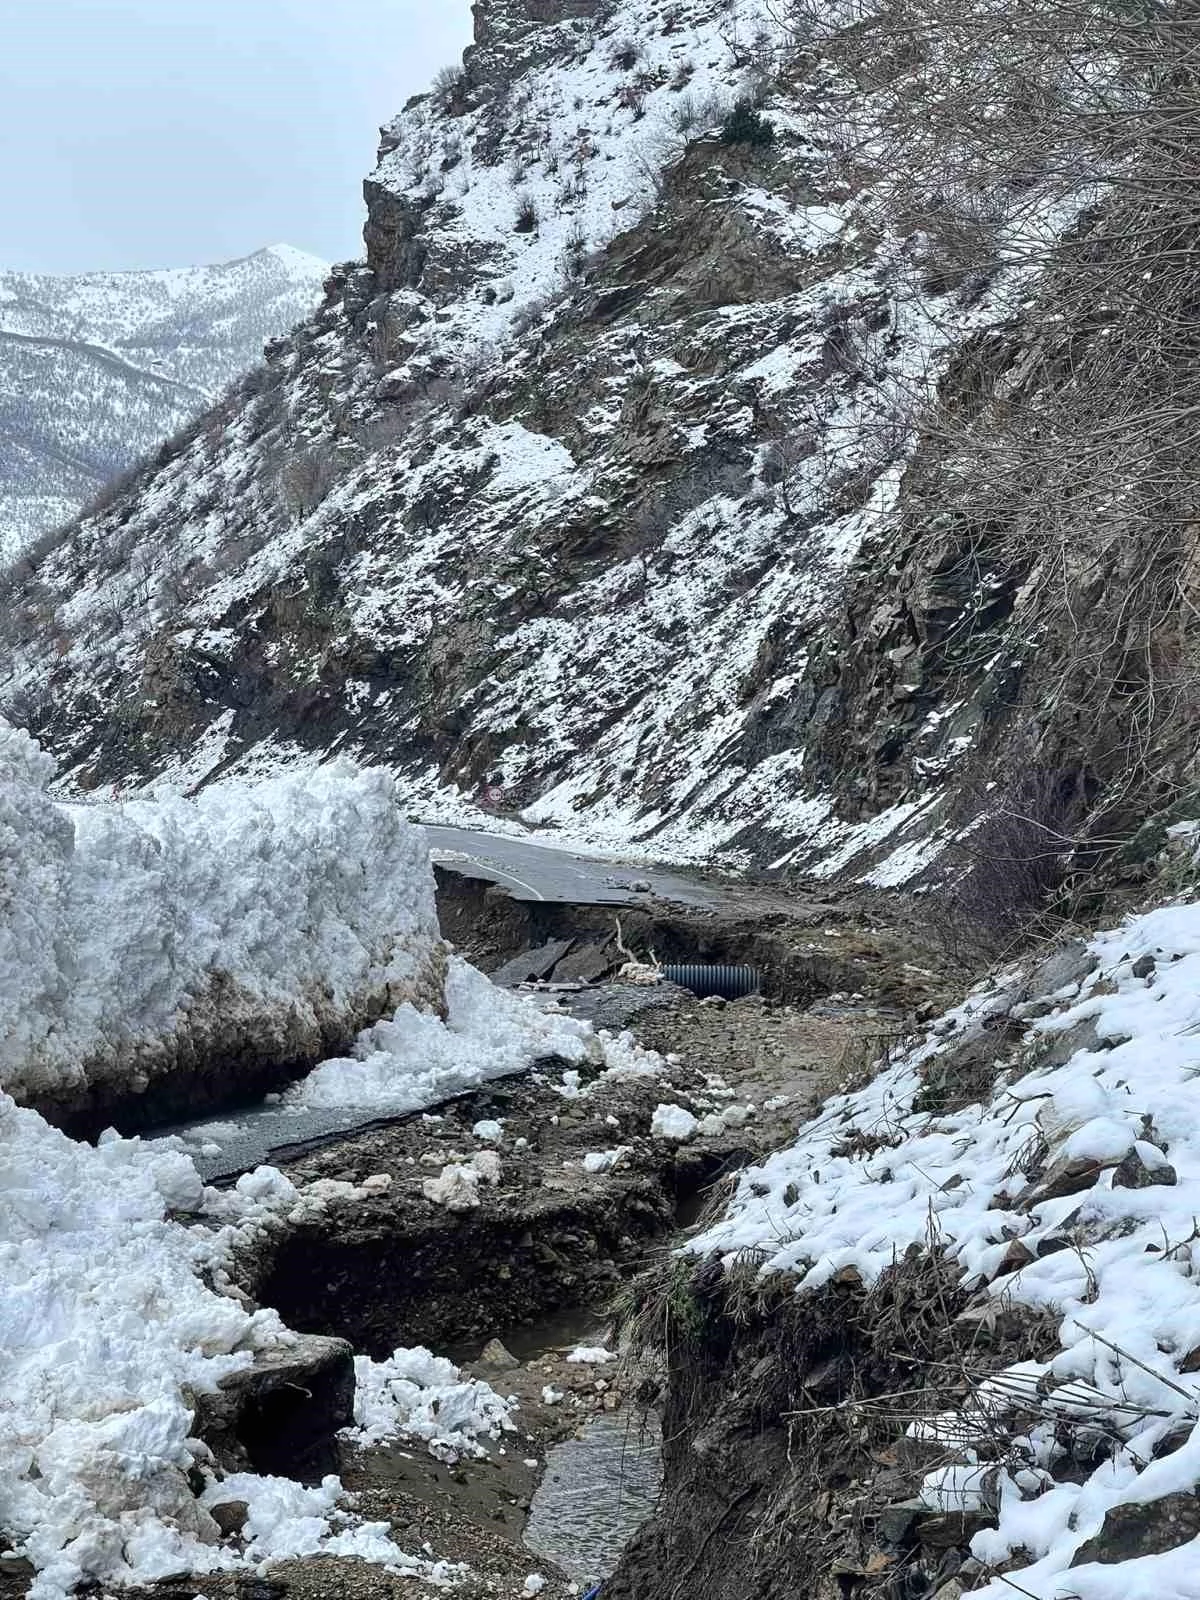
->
[660,962,761,999]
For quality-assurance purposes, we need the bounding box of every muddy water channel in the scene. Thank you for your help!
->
[352,1302,664,1590]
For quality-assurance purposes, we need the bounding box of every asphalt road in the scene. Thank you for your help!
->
[152,829,741,1181]
[424,824,732,909]
[163,1100,442,1186]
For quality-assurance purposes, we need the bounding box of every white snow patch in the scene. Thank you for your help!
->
[0,725,441,1107]
[651,1103,700,1141]
[0,1095,446,1600]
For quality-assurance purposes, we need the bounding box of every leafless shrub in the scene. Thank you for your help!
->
[670,86,731,136]
[937,767,1095,956]
[430,63,466,111]
[510,292,557,338]
[895,186,1007,294]
[609,36,641,71]
[557,170,589,206]
[773,0,1200,899]
[618,83,648,119]
[560,220,589,277]
[513,191,539,233]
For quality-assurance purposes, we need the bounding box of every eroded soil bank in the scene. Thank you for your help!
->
[2,878,958,1600]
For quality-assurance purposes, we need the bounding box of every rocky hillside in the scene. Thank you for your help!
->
[1,0,1196,906]
[0,245,326,555]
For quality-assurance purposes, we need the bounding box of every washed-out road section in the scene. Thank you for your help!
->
[151,826,740,1183]
[423,824,736,909]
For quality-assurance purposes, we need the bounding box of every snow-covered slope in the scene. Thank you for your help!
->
[0,245,326,555]
[0,0,1188,895]
[690,880,1200,1598]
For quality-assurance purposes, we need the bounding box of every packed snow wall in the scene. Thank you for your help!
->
[0,723,447,1132]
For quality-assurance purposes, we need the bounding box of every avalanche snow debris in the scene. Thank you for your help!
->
[565,1348,616,1366]
[650,1103,700,1142]
[0,724,442,1110]
[0,748,668,1598]
[693,898,1200,1599]
[345,1346,517,1459]
[0,1093,450,1600]
[288,954,664,1111]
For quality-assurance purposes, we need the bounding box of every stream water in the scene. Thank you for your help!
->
[455,1307,665,1581]
[524,1406,663,1583]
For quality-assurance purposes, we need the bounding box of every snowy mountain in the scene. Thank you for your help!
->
[0,0,1192,906]
[4,3,1200,1598]
[0,244,327,555]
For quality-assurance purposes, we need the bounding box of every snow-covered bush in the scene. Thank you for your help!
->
[719,100,776,147]
[0,724,445,1114]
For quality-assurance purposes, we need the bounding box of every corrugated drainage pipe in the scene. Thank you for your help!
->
[660,962,761,999]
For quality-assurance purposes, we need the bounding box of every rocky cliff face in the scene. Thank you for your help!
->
[1,0,1195,896]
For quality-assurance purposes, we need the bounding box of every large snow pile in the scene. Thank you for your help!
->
[0,1093,455,1600]
[694,899,1200,1598]
[0,724,443,1111]
[0,756,670,1597]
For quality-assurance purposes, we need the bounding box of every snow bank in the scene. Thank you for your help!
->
[346,1346,516,1458]
[0,724,444,1116]
[0,726,674,1595]
[0,1093,450,1600]
[694,899,1200,1599]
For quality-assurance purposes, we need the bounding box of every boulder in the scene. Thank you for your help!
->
[191,1332,355,1478]
[1071,1492,1200,1566]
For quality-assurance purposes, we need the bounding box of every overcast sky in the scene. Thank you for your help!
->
[0,1,474,275]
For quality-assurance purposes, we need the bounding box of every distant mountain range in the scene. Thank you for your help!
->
[0,244,327,556]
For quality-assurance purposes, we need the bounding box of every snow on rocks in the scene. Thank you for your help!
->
[565,1347,616,1366]
[692,899,1200,1598]
[0,918,666,1597]
[651,1100,756,1141]
[370,0,785,352]
[346,1346,517,1460]
[422,1150,503,1212]
[0,725,443,1115]
[651,1103,700,1141]
[0,1094,446,1600]
[580,1146,633,1174]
